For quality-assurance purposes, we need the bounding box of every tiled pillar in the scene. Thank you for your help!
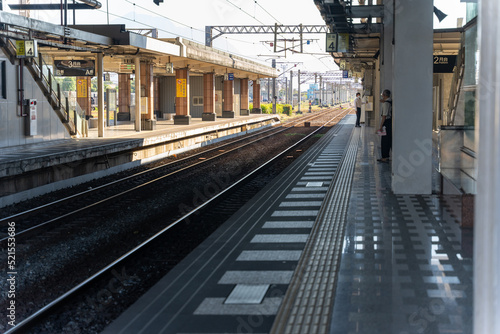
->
[251,80,261,114]
[202,73,216,121]
[154,77,160,118]
[118,73,131,121]
[76,76,91,118]
[97,53,104,137]
[475,1,500,332]
[222,78,235,118]
[139,61,156,130]
[134,57,141,132]
[240,78,249,116]
[174,68,191,125]
[140,61,154,120]
[391,0,433,194]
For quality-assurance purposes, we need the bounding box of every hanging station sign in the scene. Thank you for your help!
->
[16,40,38,58]
[325,33,337,52]
[54,60,95,76]
[337,33,350,53]
[120,64,135,73]
[433,55,457,73]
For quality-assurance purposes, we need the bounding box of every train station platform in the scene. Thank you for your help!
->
[103,115,473,334]
[0,114,279,207]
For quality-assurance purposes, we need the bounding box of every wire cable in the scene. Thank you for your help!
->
[253,0,282,25]
[225,0,266,25]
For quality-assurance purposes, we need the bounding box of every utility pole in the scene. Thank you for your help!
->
[285,77,288,105]
[298,70,301,113]
[272,59,276,114]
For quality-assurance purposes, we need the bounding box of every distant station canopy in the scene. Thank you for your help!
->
[8,0,102,10]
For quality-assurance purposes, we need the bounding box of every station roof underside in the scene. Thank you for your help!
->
[0,11,276,80]
[313,1,462,70]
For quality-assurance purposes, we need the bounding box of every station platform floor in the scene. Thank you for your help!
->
[103,115,473,334]
[0,114,279,166]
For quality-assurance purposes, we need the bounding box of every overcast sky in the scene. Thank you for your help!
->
[4,0,467,73]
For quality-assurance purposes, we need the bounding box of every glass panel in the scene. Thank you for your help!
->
[466,3,478,23]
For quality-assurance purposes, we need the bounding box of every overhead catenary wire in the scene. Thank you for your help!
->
[225,0,266,25]
[253,0,282,25]
[94,7,265,62]
[101,1,331,72]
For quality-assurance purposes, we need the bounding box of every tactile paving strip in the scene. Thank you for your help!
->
[270,126,361,334]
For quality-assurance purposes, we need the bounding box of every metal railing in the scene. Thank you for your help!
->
[33,53,89,137]
[0,37,88,137]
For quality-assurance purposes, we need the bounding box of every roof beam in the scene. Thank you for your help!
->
[9,4,94,10]
[347,5,384,18]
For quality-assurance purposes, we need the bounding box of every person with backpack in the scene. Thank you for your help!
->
[377,89,392,162]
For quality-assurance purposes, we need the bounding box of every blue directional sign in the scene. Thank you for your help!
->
[342,70,349,78]
[228,73,234,81]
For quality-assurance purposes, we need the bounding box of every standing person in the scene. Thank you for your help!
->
[354,93,362,127]
[377,89,392,162]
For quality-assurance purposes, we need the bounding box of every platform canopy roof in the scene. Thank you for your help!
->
[0,11,276,80]
[313,0,463,75]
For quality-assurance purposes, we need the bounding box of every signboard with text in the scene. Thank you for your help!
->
[176,79,187,98]
[433,55,457,73]
[16,40,38,58]
[54,60,95,76]
[326,33,337,52]
[76,79,88,98]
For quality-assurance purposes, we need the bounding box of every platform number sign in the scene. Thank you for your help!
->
[16,40,38,58]
[326,33,337,52]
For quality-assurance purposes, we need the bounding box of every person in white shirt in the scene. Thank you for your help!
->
[354,93,362,127]
[377,89,392,162]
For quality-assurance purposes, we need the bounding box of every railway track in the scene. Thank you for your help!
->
[1,108,352,334]
[0,107,347,244]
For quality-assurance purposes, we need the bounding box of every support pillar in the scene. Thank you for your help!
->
[97,53,104,137]
[240,78,249,116]
[134,57,141,132]
[319,75,323,105]
[377,0,394,130]
[475,1,500,333]
[202,73,216,121]
[285,78,288,105]
[140,61,156,130]
[272,59,276,114]
[154,77,160,118]
[118,73,131,121]
[222,78,235,118]
[392,0,433,194]
[174,68,191,125]
[289,71,293,109]
[251,80,261,114]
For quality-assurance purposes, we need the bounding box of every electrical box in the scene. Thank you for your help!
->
[25,99,37,136]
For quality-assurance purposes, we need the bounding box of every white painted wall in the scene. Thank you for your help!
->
[0,50,70,148]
